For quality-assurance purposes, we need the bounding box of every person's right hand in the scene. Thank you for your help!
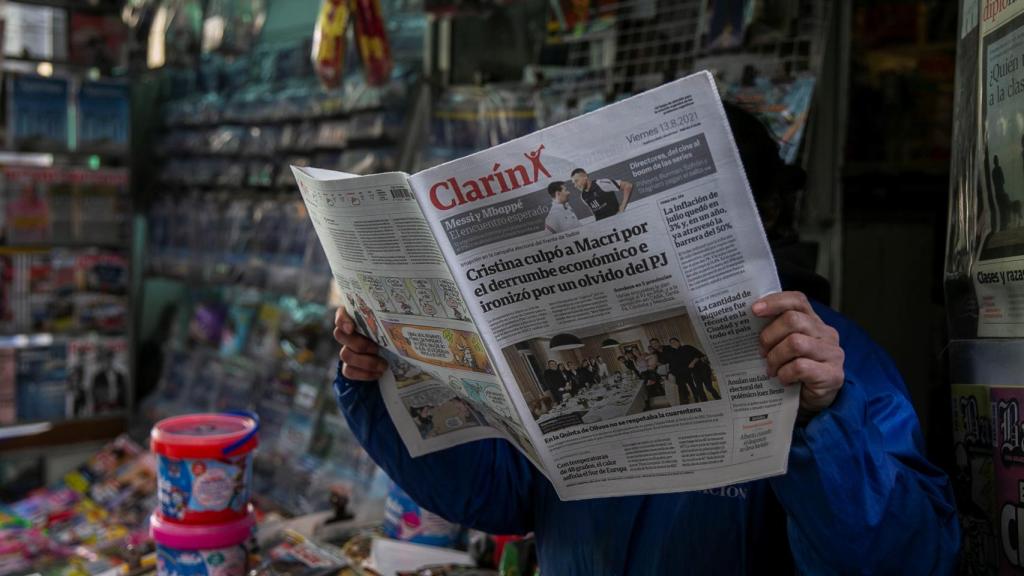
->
[334,307,388,381]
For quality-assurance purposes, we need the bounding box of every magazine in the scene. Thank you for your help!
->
[7,75,69,152]
[66,337,129,418]
[15,345,68,422]
[292,72,798,499]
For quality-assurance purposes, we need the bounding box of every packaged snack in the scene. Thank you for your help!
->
[352,0,393,86]
[259,528,347,573]
[312,0,351,89]
[151,412,259,524]
[151,511,253,576]
[383,482,462,549]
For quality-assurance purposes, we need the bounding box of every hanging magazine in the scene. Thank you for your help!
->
[291,72,798,500]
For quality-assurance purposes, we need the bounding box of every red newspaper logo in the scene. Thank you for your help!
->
[429,144,552,211]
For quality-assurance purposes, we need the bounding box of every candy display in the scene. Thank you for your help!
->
[151,413,258,525]
[0,436,157,574]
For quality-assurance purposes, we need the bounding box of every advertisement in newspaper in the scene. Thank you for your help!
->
[976,1,1024,336]
[291,168,540,463]
[410,72,798,499]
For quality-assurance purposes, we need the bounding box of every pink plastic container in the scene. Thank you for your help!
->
[151,511,253,576]
[151,413,258,524]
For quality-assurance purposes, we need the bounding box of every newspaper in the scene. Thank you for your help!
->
[292,71,799,500]
[974,2,1024,337]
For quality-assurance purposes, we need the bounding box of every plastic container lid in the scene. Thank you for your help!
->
[150,511,254,550]
[151,413,259,460]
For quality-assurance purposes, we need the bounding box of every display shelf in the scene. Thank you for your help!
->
[7,0,121,15]
[161,111,388,129]
[4,56,93,75]
[141,270,328,306]
[0,242,129,252]
[0,149,130,167]
[152,142,395,161]
[0,414,126,453]
[1,57,129,82]
[0,331,126,349]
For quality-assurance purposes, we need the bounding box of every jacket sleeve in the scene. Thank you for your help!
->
[769,305,960,575]
[333,364,536,535]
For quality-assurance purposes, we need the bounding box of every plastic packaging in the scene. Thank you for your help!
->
[151,511,252,576]
[312,0,350,89]
[352,0,393,86]
[151,412,259,524]
[383,482,462,549]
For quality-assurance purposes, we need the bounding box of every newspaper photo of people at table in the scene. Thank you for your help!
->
[502,308,720,435]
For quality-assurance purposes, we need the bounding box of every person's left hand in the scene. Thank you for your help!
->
[752,292,845,414]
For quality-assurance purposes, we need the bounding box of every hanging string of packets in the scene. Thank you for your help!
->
[313,0,394,89]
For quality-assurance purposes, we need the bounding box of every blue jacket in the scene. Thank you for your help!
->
[334,302,959,574]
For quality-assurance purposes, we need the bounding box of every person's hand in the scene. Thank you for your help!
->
[334,307,388,381]
[752,292,844,413]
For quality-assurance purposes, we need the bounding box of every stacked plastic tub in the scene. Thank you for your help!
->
[149,412,259,575]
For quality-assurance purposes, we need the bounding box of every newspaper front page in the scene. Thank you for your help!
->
[409,71,797,499]
[291,168,541,464]
[294,71,799,500]
[975,2,1024,336]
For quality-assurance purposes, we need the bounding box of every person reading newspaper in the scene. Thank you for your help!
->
[329,104,958,574]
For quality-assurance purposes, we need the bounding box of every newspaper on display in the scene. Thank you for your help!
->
[974,2,1024,336]
[291,71,799,500]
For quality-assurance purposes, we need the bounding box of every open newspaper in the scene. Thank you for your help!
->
[292,71,799,500]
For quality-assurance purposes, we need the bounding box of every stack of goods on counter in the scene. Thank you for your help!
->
[149,412,259,575]
[0,436,157,575]
[0,435,534,575]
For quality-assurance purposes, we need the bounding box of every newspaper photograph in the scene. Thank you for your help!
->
[501,307,720,436]
[294,71,799,500]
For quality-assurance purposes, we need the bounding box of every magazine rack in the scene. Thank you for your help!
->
[0,1,133,455]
